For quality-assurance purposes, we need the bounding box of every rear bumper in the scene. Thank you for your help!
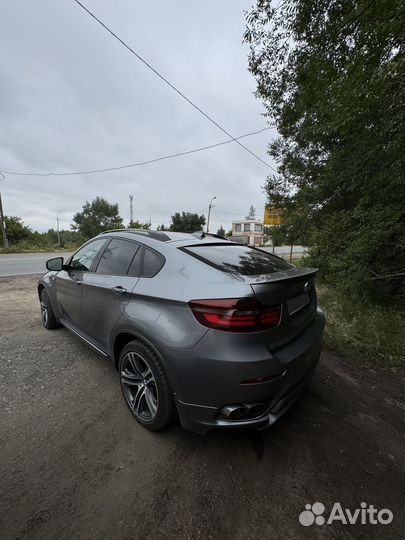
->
[165,308,325,434]
[176,360,317,434]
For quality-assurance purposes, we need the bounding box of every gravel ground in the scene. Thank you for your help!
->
[0,275,404,540]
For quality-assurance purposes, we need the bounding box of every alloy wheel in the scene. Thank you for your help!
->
[40,291,48,326]
[120,352,159,422]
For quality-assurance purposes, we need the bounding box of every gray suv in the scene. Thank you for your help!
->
[38,229,325,434]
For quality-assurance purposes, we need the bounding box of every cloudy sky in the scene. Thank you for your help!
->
[0,0,277,233]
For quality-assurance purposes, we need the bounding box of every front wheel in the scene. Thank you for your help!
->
[39,289,60,329]
[119,340,176,431]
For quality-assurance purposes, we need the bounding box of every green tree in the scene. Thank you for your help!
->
[245,205,256,220]
[263,225,286,247]
[244,0,405,299]
[169,212,206,233]
[72,197,123,239]
[58,229,84,246]
[3,216,32,246]
[128,220,151,230]
[217,225,226,236]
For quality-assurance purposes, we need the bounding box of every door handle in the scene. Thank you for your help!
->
[75,280,82,286]
[111,286,127,294]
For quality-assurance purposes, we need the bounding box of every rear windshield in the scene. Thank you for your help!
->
[183,244,292,275]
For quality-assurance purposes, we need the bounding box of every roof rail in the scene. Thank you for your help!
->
[99,229,171,242]
[99,229,126,234]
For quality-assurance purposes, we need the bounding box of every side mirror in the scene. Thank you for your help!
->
[46,257,64,272]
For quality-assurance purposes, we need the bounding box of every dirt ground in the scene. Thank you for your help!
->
[0,275,404,540]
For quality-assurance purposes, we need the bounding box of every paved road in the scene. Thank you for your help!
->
[262,245,307,258]
[0,253,72,277]
[0,276,404,540]
[0,246,305,277]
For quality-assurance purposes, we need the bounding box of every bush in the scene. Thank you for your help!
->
[317,286,404,367]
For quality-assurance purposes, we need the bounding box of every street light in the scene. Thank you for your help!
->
[206,196,216,233]
[0,172,9,251]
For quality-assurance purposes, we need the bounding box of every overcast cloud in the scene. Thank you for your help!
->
[0,0,276,233]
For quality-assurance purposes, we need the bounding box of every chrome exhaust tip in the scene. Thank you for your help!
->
[219,401,269,421]
[220,404,248,420]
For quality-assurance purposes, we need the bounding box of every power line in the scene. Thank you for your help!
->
[273,0,374,28]
[273,0,289,11]
[339,0,374,31]
[1,126,275,177]
[72,0,275,171]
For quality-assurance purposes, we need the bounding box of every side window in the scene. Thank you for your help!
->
[96,239,140,275]
[143,247,164,277]
[244,223,251,232]
[70,239,106,272]
[235,224,241,231]
[128,247,143,277]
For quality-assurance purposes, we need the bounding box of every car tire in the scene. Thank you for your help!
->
[119,340,176,431]
[39,288,60,329]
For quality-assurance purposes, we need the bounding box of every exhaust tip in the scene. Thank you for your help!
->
[246,403,268,418]
[218,401,269,421]
[220,404,248,420]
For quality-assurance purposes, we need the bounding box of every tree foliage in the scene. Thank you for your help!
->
[217,225,226,236]
[169,212,206,233]
[244,0,405,298]
[0,215,84,251]
[3,216,32,245]
[72,197,123,239]
[245,205,256,220]
[128,220,151,230]
[264,225,286,246]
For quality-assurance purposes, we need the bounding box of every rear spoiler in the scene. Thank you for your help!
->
[192,231,229,241]
[249,266,318,285]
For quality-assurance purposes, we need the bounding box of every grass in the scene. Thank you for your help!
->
[317,286,404,368]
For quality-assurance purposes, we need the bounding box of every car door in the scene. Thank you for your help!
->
[80,238,142,350]
[54,238,108,329]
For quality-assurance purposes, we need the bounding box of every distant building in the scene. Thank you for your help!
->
[231,219,263,246]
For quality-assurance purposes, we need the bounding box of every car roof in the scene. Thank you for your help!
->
[97,229,233,248]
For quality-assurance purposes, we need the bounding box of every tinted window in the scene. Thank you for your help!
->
[70,239,106,272]
[128,246,143,277]
[184,244,292,276]
[143,248,164,277]
[97,239,140,275]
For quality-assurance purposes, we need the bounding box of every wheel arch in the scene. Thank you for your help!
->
[113,331,166,372]
[37,283,45,298]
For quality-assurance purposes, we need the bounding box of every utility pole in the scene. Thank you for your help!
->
[206,196,216,233]
[289,227,294,263]
[0,172,9,251]
[129,194,134,225]
[56,211,60,247]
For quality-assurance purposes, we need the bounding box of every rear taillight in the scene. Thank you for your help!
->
[188,297,281,332]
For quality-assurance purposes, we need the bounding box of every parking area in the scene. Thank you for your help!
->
[0,275,404,540]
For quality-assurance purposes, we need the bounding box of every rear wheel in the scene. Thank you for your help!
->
[39,289,60,329]
[119,340,175,431]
